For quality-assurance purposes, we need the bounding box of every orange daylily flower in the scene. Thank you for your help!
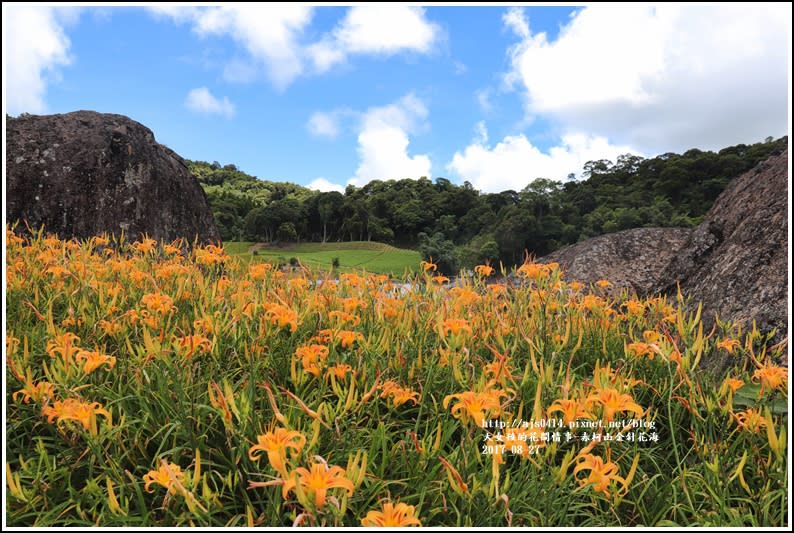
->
[45,265,71,280]
[61,316,83,328]
[295,345,329,377]
[249,427,306,477]
[195,245,227,266]
[326,364,354,380]
[474,264,494,276]
[626,342,660,361]
[622,300,645,316]
[132,238,157,254]
[379,380,401,396]
[265,304,299,333]
[720,376,744,396]
[193,317,215,335]
[579,294,607,312]
[484,356,514,386]
[341,297,366,313]
[129,270,149,287]
[76,349,117,374]
[13,380,56,404]
[216,277,232,293]
[734,408,767,433]
[642,330,661,344]
[340,272,365,287]
[443,389,507,426]
[315,329,335,345]
[154,263,190,281]
[588,388,643,423]
[98,319,123,336]
[420,259,437,272]
[451,286,481,305]
[41,398,111,435]
[752,365,787,395]
[46,332,81,366]
[442,318,472,337]
[281,462,355,509]
[574,453,625,497]
[389,388,419,407]
[174,334,213,359]
[377,297,403,320]
[361,501,422,527]
[249,262,273,280]
[433,275,450,284]
[369,274,389,285]
[163,242,182,255]
[380,382,419,407]
[288,278,308,290]
[516,262,551,280]
[143,461,186,494]
[43,235,61,247]
[141,293,175,315]
[716,338,741,353]
[487,284,508,296]
[337,330,364,349]
[7,230,26,245]
[548,398,593,426]
[596,279,612,289]
[329,310,361,327]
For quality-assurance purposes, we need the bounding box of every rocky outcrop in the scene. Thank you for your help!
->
[6,110,220,244]
[540,227,693,294]
[654,150,788,341]
[540,149,788,345]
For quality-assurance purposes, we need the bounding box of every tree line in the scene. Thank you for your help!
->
[191,135,787,272]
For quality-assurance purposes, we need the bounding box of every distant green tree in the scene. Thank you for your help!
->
[187,135,787,268]
[277,222,298,243]
[418,232,458,274]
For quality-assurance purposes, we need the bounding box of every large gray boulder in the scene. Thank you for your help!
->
[6,110,220,244]
[540,149,788,343]
[654,150,788,341]
[540,227,692,295]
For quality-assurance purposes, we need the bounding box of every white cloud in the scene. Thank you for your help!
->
[151,6,313,89]
[308,94,431,190]
[151,6,440,89]
[147,5,200,23]
[505,5,790,152]
[308,6,440,72]
[474,121,489,145]
[308,177,345,193]
[350,94,432,186]
[448,125,638,193]
[503,6,529,39]
[4,5,74,114]
[307,111,341,138]
[476,88,493,113]
[184,87,236,117]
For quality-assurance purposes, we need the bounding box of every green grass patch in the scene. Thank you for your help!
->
[221,241,254,256]
[224,241,421,276]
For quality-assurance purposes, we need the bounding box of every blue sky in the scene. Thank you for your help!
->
[3,5,790,193]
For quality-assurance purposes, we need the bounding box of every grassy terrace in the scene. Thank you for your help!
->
[224,241,422,276]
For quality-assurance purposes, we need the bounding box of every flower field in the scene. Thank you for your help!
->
[5,229,788,526]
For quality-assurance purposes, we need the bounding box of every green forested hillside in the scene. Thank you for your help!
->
[191,136,787,272]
